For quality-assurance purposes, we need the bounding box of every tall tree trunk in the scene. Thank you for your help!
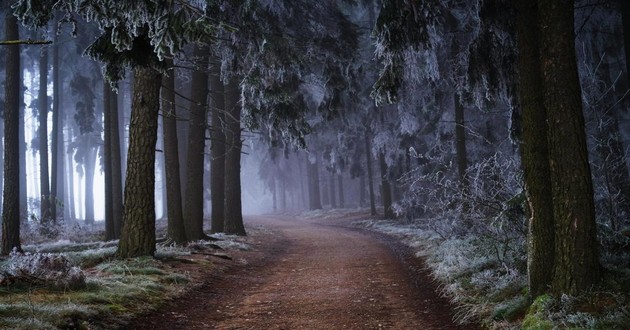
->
[539,0,600,295]
[359,171,366,207]
[209,57,226,233]
[223,80,246,235]
[2,13,22,254]
[161,61,187,243]
[280,175,287,211]
[365,133,376,216]
[116,66,162,258]
[0,120,4,215]
[183,46,210,240]
[110,89,124,237]
[51,31,63,223]
[65,130,75,222]
[104,83,115,240]
[39,45,52,226]
[515,0,555,298]
[379,151,394,219]
[272,177,277,212]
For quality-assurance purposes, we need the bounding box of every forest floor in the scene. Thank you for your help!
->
[130,211,475,330]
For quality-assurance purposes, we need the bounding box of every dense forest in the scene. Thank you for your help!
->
[0,0,628,329]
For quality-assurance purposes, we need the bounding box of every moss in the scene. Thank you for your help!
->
[521,294,554,329]
[492,295,530,322]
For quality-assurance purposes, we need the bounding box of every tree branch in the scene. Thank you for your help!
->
[0,39,52,45]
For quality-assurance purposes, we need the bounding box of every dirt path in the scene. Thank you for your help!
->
[132,214,472,329]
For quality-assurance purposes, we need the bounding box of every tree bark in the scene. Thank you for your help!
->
[110,88,124,237]
[51,30,63,223]
[209,57,226,233]
[161,61,187,244]
[104,82,115,240]
[538,0,600,295]
[39,44,52,226]
[515,0,555,298]
[329,170,337,208]
[621,0,630,87]
[2,13,22,254]
[184,46,210,240]
[223,79,246,235]
[116,67,162,258]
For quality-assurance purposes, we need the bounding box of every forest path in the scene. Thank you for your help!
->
[132,213,470,329]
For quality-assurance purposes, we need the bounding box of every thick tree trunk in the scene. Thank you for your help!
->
[161,61,187,244]
[2,13,22,254]
[365,133,377,216]
[19,68,27,223]
[39,45,52,226]
[223,80,246,235]
[209,58,226,233]
[539,0,600,295]
[379,152,394,219]
[116,67,162,258]
[515,0,555,298]
[184,47,210,240]
[359,171,366,207]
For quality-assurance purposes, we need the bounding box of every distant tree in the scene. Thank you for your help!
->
[38,33,52,227]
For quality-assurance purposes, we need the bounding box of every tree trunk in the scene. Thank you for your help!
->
[39,44,52,227]
[329,170,337,208]
[110,88,124,237]
[379,151,394,219]
[223,80,246,235]
[365,133,377,216]
[539,0,600,295]
[116,67,162,258]
[2,13,22,254]
[183,46,210,240]
[307,155,322,210]
[84,143,97,225]
[359,171,366,207]
[515,0,555,298]
[51,31,63,223]
[104,82,115,240]
[161,61,187,244]
[209,57,226,233]
[338,173,345,208]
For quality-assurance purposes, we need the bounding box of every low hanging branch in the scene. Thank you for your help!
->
[0,39,52,45]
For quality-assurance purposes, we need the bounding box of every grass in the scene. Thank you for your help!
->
[0,236,228,329]
[355,215,630,330]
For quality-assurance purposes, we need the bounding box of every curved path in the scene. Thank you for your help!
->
[133,214,471,329]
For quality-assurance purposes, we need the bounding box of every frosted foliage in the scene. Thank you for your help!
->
[398,108,419,135]
[1,251,86,289]
[300,75,326,110]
